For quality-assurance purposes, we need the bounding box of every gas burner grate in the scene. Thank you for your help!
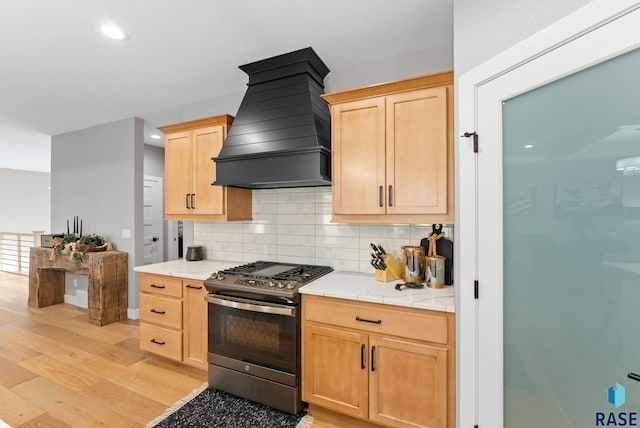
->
[217,261,332,285]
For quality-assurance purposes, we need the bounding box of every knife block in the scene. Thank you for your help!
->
[375,254,403,282]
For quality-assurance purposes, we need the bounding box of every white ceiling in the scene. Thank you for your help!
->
[0,0,452,173]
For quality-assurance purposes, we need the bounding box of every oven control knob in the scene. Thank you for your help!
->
[286,282,296,290]
[277,282,285,289]
[268,281,276,287]
[216,274,225,281]
[248,280,256,285]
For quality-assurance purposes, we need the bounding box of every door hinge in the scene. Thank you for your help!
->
[474,280,479,299]
[462,131,478,153]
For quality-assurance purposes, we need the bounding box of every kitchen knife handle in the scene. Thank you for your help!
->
[186,193,191,209]
[379,186,383,207]
[361,344,366,369]
[191,193,196,209]
[371,346,376,372]
[388,185,393,206]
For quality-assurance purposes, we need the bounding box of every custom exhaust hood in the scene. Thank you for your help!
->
[212,47,332,189]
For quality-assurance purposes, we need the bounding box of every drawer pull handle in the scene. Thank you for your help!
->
[379,185,383,207]
[371,346,376,372]
[356,316,382,324]
[629,373,640,383]
[186,284,203,289]
[150,338,166,345]
[388,185,393,207]
[361,344,366,369]
[150,309,165,315]
[150,284,166,289]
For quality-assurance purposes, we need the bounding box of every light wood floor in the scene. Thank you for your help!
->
[0,271,377,428]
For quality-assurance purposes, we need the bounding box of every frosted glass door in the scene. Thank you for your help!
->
[474,8,640,427]
[501,47,640,426]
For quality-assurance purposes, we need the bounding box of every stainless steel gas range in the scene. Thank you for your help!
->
[203,261,333,414]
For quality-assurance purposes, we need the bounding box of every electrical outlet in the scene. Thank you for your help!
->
[122,229,131,239]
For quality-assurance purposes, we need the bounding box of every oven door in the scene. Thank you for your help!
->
[206,293,299,386]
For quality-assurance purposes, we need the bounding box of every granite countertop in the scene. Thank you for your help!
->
[133,259,240,281]
[134,260,456,313]
[300,271,455,313]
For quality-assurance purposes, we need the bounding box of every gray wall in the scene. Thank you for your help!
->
[0,168,51,234]
[51,117,144,312]
[143,144,165,177]
[453,0,592,75]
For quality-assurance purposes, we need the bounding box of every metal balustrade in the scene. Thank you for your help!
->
[0,231,43,275]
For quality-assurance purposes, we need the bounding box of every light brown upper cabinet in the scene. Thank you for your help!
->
[322,71,454,224]
[158,115,252,221]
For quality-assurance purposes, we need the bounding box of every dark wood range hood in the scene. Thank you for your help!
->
[212,47,332,189]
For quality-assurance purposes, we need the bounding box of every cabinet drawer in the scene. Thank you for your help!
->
[139,274,182,298]
[140,322,183,361]
[304,296,449,345]
[140,293,182,329]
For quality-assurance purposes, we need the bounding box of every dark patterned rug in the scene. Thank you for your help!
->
[147,384,312,428]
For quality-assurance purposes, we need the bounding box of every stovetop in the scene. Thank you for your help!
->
[204,261,333,303]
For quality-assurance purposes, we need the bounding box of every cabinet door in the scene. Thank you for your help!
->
[183,280,207,370]
[332,98,386,215]
[165,131,193,216]
[303,324,369,419]
[386,87,448,215]
[192,126,225,215]
[369,335,448,428]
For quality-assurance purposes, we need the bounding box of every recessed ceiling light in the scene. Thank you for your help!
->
[150,134,161,140]
[524,144,534,148]
[100,24,129,41]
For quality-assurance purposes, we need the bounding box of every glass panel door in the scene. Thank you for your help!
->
[501,47,640,426]
[474,7,640,427]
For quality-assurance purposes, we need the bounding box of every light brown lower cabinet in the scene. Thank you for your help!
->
[139,273,208,371]
[302,295,455,428]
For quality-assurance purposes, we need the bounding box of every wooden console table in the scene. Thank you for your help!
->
[28,247,128,326]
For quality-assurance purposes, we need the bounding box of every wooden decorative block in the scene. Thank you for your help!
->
[29,247,128,326]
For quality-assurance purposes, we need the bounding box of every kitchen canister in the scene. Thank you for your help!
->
[426,255,446,288]
[401,246,425,283]
[185,244,204,261]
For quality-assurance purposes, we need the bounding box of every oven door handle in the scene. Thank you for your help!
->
[205,295,296,317]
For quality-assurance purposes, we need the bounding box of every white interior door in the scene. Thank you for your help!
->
[472,6,640,427]
[143,175,164,265]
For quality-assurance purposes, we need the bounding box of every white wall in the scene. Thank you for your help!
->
[51,117,144,312]
[180,45,453,121]
[0,168,50,234]
[453,0,592,75]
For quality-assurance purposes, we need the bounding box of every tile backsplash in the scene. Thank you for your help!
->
[194,187,453,274]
